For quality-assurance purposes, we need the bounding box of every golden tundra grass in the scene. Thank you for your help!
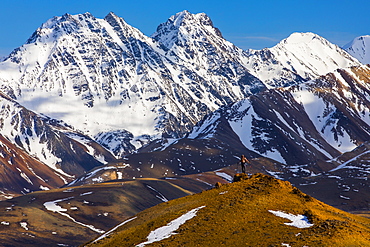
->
[87,173,370,247]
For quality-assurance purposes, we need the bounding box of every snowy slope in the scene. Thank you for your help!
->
[343,35,370,65]
[188,65,370,165]
[244,32,361,87]
[290,66,370,150]
[0,91,115,179]
[192,90,339,165]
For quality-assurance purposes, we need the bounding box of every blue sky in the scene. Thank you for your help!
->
[1,0,369,57]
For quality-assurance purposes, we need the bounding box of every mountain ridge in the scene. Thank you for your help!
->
[244,32,360,87]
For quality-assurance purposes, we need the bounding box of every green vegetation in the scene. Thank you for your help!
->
[88,173,370,247]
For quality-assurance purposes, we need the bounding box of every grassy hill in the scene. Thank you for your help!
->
[87,173,370,247]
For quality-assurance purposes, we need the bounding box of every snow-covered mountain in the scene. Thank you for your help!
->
[0,11,266,158]
[244,32,361,87]
[344,35,370,65]
[0,11,362,160]
[0,10,366,196]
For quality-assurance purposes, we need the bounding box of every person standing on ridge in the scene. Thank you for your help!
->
[240,155,250,174]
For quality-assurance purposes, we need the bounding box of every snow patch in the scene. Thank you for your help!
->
[137,206,206,247]
[330,150,370,172]
[146,185,169,202]
[269,210,313,228]
[43,197,72,212]
[40,185,50,191]
[93,217,137,243]
[80,191,93,196]
[20,222,29,230]
[43,196,104,233]
[215,172,233,182]
[339,195,350,200]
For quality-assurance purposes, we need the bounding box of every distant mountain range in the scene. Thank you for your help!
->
[0,11,363,161]
[0,9,368,188]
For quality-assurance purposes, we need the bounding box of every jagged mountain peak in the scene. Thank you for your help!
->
[103,11,147,38]
[168,10,191,27]
[168,10,215,28]
[105,11,119,19]
[150,10,266,107]
[162,10,214,28]
[25,14,76,44]
[151,10,251,84]
[343,35,370,65]
[40,13,75,29]
[152,10,223,49]
[25,11,147,48]
[23,12,109,49]
[37,12,95,32]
